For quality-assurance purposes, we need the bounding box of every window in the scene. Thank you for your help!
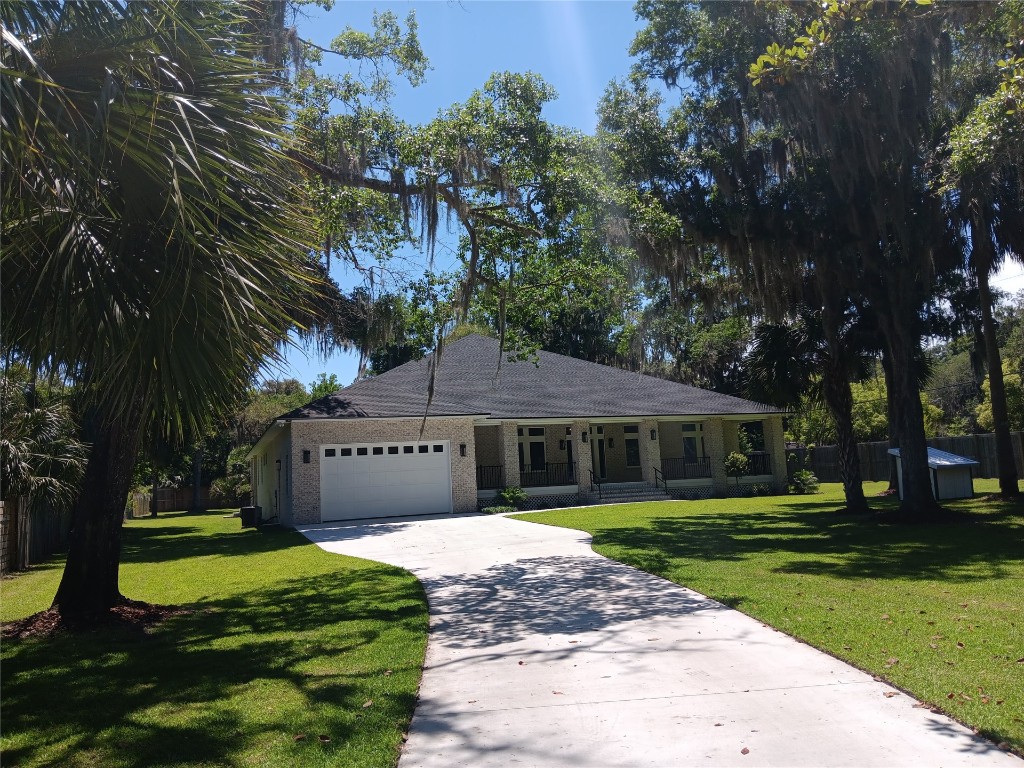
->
[528,427,545,437]
[339,447,352,457]
[357,447,368,456]
[433,444,444,452]
[625,438,640,467]
[324,448,336,458]
[403,445,414,454]
[388,446,399,454]
[418,445,428,453]
[372,446,384,455]
[302,450,311,464]
[624,425,639,434]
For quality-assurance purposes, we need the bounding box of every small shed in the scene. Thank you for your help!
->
[887,447,979,501]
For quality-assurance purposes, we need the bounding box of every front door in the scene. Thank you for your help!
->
[566,439,575,481]
[591,436,607,479]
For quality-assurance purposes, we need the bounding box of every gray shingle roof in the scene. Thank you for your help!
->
[281,334,781,421]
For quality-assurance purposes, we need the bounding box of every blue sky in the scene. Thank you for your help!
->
[275,1,646,389]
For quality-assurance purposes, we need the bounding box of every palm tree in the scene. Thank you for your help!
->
[747,306,873,513]
[1,2,324,619]
[1,371,89,571]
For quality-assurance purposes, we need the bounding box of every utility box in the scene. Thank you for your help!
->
[240,505,262,528]
[887,448,979,501]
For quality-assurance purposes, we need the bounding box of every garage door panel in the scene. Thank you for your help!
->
[320,441,452,521]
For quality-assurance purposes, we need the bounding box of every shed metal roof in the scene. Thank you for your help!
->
[887,447,980,468]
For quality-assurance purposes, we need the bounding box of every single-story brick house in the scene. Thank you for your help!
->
[248,334,786,525]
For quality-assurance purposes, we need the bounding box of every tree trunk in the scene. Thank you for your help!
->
[819,299,868,513]
[821,357,868,512]
[973,215,1019,497]
[150,466,159,518]
[879,349,900,491]
[191,445,203,512]
[52,402,144,619]
[880,318,940,518]
[9,495,31,571]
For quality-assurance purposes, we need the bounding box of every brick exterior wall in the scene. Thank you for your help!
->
[288,417,478,524]
[252,427,289,524]
[640,419,662,483]
[273,412,787,525]
[544,425,572,469]
[475,425,502,466]
[598,423,643,482]
[763,414,789,492]
[723,422,741,455]
[704,417,728,495]
[659,421,684,461]
[499,421,519,486]
[573,420,594,484]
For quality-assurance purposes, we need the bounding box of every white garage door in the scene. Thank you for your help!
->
[319,441,453,521]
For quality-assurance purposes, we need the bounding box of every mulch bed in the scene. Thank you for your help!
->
[2,599,190,640]
[977,492,1024,504]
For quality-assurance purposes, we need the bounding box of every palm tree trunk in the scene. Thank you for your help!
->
[973,215,1019,497]
[52,401,144,619]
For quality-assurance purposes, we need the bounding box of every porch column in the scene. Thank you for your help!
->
[640,419,663,484]
[763,415,789,493]
[499,421,520,488]
[704,417,728,496]
[572,419,593,485]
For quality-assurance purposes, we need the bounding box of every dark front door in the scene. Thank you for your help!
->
[529,440,546,469]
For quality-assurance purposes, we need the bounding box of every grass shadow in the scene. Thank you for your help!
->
[1,514,427,768]
[589,498,1024,583]
[120,514,307,566]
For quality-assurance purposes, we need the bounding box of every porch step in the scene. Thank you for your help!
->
[580,482,671,505]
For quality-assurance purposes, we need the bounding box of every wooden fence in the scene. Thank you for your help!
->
[790,431,1024,483]
[0,496,72,575]
[127,486,213,518]
[0,486,214,574]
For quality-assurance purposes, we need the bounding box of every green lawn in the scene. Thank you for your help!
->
[0,511,428,768]
[515,480,1024,753]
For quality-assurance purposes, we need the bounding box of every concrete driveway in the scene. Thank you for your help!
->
[300,514,1021,768]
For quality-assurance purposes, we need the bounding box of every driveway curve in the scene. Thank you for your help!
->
[300,514,1020,768]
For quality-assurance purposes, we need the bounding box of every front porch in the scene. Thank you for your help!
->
[473,415,788,505]
[475,461,578,490]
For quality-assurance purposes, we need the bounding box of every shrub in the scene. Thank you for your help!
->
[481,505,517,515]
[724,452,750,484]
[210,474,251,507]
[498,486,529,509]
[789,469,820,495]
